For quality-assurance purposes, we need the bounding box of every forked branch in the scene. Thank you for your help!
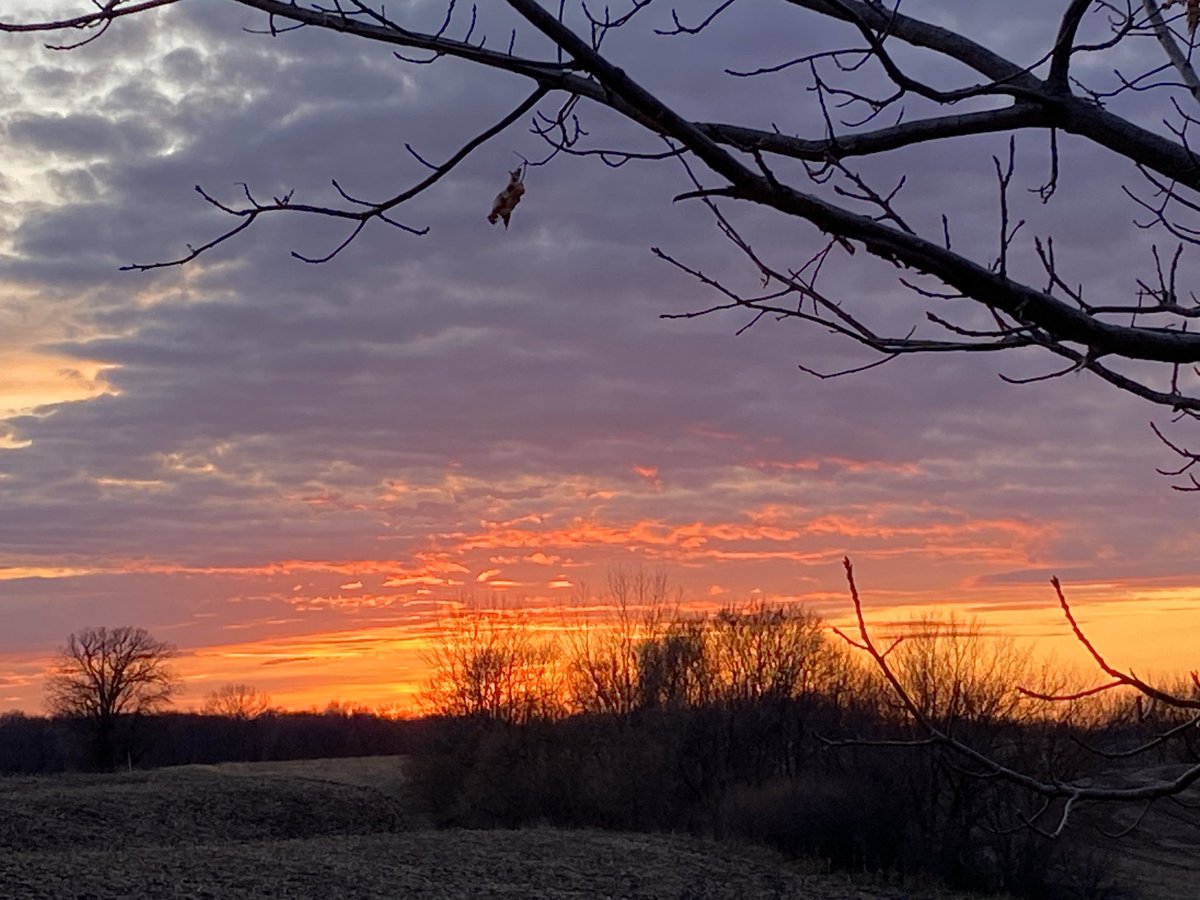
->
[837,557,1200,836]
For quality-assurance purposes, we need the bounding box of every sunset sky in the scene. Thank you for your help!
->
[1,1,1198,714]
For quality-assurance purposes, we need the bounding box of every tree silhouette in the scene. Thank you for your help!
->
[838,558,1200,835]
[45,626,179,769]
[422,610,562,723]
[4,1,1200,476]
[202,682,273,720]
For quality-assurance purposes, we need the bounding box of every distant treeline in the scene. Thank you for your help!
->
[0,708,428,775]
[408,592,1196,899]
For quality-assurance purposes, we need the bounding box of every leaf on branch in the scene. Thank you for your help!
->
[487,165,526,229]
[1163,0,1200,35]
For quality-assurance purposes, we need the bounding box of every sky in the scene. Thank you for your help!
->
[1,0,1198,713]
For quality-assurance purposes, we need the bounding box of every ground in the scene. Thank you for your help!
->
[0,756,1194,899]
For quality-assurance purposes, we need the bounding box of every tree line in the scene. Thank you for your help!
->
[2,625,422,774]
[0,706,423,776]
[411,570,1198,898]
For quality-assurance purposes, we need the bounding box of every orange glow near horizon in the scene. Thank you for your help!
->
[179,626,435,713]
[4,570,1197,716]
[190,583,1200,714]
[0,467,1193,715]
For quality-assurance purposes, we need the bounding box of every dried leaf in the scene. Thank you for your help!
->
[487,166,526,229]
[1162,0,1200,35]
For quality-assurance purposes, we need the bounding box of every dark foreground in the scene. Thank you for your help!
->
[0,757,1195,899]
[0,757,958,899]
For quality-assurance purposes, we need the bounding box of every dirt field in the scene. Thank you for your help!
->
[1101,764,1200,900]
[0,756,1194,899]
[0,756,989,900]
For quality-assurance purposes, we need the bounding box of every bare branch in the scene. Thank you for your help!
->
[838,559,1200,811]
[122,85,548,269]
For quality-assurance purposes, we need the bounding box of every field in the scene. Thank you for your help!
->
[0,756,989,900]
[0,756,1196,899]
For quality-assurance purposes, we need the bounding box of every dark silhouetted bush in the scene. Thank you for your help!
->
[407,604,1134,898]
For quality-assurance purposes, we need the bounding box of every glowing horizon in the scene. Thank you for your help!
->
[4,549,1198,715]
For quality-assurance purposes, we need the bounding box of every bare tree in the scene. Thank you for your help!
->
[636,616,713,711]
[44,625,179,768]
[202,682,273,719]
[421,609,563,724]
[565,568,673,717]
[708,604,836,705]
[5,2,1200,477]
[885,613,1035,727]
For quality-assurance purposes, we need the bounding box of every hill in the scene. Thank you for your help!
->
[0,756,984,900]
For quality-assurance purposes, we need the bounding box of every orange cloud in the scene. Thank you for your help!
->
[751,456,920,475]
[0,353,114,419]
[632,465,663,490]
